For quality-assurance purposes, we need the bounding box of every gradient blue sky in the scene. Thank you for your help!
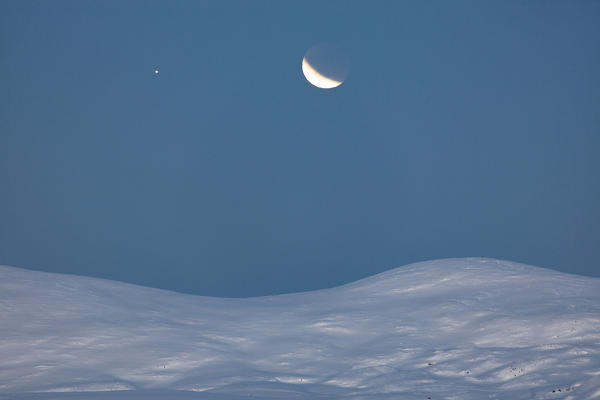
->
[1,1,599,297]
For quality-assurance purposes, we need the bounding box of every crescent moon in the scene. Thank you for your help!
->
[302,57,343,89]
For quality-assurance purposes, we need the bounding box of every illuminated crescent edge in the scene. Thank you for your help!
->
[302,57,343,89]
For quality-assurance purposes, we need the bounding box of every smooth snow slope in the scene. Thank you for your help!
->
[1,258,599,400]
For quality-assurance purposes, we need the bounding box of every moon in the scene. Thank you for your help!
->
[302,43,350,89]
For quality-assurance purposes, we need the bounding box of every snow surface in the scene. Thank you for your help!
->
[1,258,599,400]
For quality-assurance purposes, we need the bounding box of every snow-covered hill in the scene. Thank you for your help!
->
[1,258,599,400]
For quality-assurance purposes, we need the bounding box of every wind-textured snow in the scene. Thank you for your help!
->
[1,258,599,400]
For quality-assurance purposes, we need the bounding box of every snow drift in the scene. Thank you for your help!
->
[1,258,599,399]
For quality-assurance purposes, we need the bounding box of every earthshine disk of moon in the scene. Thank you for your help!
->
[302,43,350,89]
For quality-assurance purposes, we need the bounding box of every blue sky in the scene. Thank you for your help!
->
[1,1,599,297]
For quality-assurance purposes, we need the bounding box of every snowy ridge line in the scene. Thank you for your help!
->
[1,258,599,399]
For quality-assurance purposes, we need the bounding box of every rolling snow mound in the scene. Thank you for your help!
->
[1,258,599,400]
